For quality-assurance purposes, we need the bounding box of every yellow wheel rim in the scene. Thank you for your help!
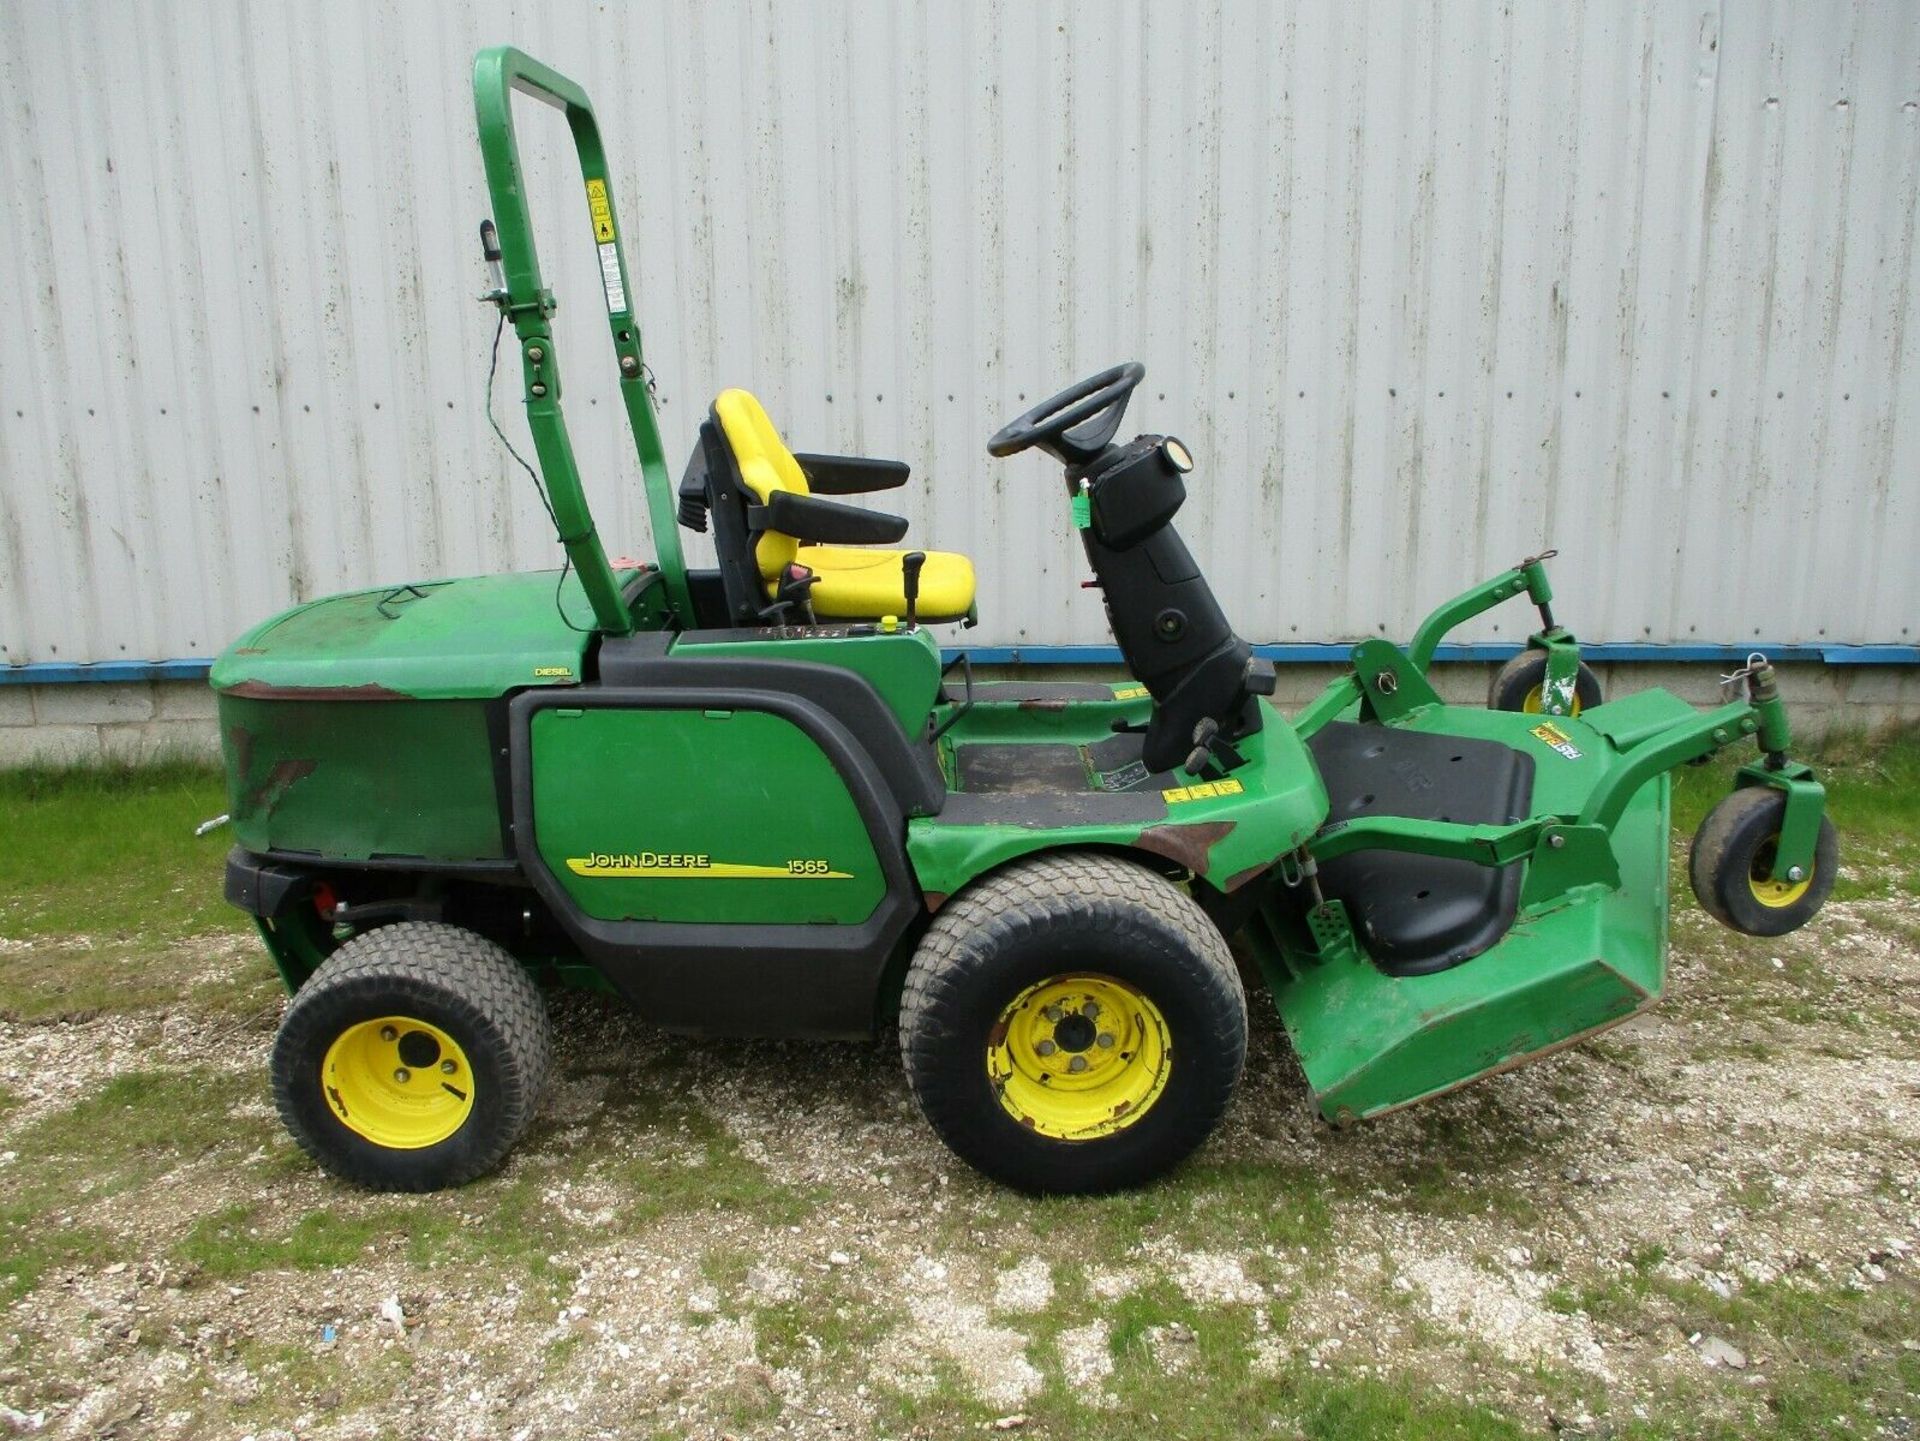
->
[986,974,1172,1141]
[322,1016,474,1149]
[1747,835,1813,909]
[1521,683,1584,717]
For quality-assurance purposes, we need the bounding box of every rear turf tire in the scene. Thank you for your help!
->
[270,922,552,1192]
[1488,650,1603,716]
[899,852,1246,1195]
[1689,787,1839,938]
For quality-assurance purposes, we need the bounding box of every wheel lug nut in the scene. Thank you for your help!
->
[393,1068,411,1084]
[1042,1005,1064,1023]
[380,1026,398,1042]
[1096,1033,1116,1048]
[440,1059,457,1074]
[1035,1039,1057,1056]
[1067,1055,1089,1073]
[1082,1001,1100,1020]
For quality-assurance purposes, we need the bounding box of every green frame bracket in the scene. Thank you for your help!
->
[1303,898,1363,969]
[1291,674,1363,739]
[1350,638,1442,721]
[1406,566,1533,674]
[1309,813,1545,868]
[1517,822,1620,911]
[1534,629,1583,717]
[472,46,694,629]
[1578,699,1762,831]
[1735,760,1826,881]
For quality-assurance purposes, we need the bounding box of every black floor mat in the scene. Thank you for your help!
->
[1307,721,1536,976]
[955,743,1091,794]
[953,731,1170,796]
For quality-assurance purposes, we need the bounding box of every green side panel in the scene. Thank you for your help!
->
[218,694,506,862]
[908,699,1329,898]
[529,706,886,924]
[210,568,647,701]
[669,629,942,738]
[1264,771,1670,1121]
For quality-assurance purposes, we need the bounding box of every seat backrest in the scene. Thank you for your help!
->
[712,389,807,577]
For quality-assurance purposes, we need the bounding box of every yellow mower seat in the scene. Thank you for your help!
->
[712,388,977,621]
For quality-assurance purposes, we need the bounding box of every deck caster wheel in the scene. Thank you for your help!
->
[270,922,552,1192]
[898,852,1246,1194]
[1488,650,1602,716]
[1689,788,1838,937]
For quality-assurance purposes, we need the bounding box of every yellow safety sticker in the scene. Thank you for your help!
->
[1529,721,1584,760]
[532,666,574,679]
[585,178,615,242]
[1161,777,1246,805]
[566,852,851,879]
[1111,684,1150,700]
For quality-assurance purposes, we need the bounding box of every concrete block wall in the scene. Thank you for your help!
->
[0,663,1913,769]
[0,682,224,768]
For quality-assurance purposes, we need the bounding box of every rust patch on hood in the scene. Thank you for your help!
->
[244,758,317,818]
[1135,820,1236,875]
[222,681,411,702]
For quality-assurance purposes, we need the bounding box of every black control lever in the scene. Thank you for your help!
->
[760,562,819,628]
[901,551,926,629]
[1184,715,1246,778]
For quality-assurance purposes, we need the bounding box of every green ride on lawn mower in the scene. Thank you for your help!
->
[214,48,1839,1195]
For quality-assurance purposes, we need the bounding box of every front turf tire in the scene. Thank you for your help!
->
[1488,649,1603,716]
[271,922,553,1192]
[1689,787,1839,937]
[899,852,1246,1195]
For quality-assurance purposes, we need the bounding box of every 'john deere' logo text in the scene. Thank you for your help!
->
[565,852,851,879]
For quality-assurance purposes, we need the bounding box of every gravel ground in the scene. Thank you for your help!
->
[0,889,1916,1439]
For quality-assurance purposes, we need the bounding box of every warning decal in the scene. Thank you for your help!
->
[585,178,615,241]
[597,242,627,314]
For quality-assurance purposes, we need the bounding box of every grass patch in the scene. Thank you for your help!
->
[0,762,236,942]
[177,1201,409,1277]
[0,1068,263,1298]
[585,1071,828,1231]
[0,762,260,1021]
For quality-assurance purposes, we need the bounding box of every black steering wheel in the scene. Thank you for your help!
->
[987,361,1146,468]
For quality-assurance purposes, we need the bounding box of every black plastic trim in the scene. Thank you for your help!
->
[793,452,910,494]
[225,847,312,918]
[596,643,945,816]
[752,490,910,546]
[508,685,926,1040]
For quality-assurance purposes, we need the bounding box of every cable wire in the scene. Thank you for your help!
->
[483,311,593,633]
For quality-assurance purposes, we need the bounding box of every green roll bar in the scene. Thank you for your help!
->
[471,46,694,631]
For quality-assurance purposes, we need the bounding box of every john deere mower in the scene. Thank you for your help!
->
[214,49,1838,1195]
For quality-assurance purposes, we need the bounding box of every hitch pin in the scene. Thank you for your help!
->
[1278,846,1327,907]
[1718,651,1771,703]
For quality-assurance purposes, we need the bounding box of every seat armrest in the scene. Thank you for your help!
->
[793,452,910,494]
[754,491,911,545]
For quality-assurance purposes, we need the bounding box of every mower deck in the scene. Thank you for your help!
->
[1252,698,1675,1121]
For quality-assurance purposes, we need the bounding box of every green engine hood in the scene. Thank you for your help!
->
[210,569,640,701]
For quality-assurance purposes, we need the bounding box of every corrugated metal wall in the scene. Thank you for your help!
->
[2,0,1916,668]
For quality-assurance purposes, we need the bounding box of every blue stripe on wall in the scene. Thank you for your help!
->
[3,641,1916,685]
